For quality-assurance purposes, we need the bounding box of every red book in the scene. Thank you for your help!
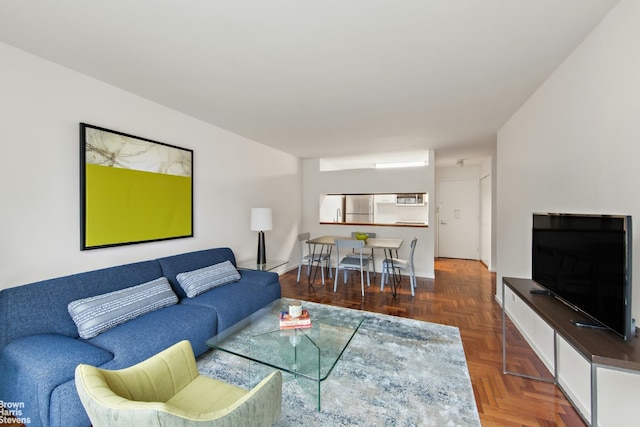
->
[279,323,312,330]
[279,309,311,328]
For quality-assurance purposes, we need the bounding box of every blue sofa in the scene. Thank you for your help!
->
[0,247,281,427]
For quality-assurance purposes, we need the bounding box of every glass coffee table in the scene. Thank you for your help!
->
[206,298,364,411]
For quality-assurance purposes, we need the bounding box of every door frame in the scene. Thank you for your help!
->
[436,178,480,259]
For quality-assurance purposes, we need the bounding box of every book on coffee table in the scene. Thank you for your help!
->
[279,309,311,329]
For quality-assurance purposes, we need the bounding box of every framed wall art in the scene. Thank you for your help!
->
[80,123,193,250]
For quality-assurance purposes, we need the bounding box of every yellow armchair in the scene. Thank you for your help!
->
[75,340,282,427]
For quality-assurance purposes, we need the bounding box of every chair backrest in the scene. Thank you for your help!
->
[102,340,199,402]
[298,232,311,241]
[336,239,365,262]
[297,232,311,258]
[408,237,418,264]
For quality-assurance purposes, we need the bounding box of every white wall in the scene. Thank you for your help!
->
[497,0,640,314]
[497,0,640,423]
[0,42,302,290]
[302,154,435,278]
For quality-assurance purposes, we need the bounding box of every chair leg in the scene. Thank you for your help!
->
[371,253,376,278]
[320,260,325,285]
[297,263,302,283]
[380,265,386,292]
[410,268,416,296]
[333,267,339,292]
[410,273,415,297]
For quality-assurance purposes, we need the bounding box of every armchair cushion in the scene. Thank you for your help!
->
[164,375,247,416]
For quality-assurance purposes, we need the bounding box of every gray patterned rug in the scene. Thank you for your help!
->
[197,301,480,426]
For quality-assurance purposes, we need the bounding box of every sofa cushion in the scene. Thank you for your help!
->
[176,260,241,298]
[180,279,281,332]
[236,269,280,287]
[90,304,217,368]
[68,277,178,339]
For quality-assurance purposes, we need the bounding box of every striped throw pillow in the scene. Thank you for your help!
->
[68,277,178,339]
[176,260,241,298]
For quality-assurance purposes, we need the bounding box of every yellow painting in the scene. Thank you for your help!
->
[80,124,193,249]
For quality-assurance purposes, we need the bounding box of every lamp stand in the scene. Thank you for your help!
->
[256,231,266,265]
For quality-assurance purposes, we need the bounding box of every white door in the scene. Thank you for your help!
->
[438,179,479,259]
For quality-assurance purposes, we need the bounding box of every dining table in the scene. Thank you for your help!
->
[306,235,404,296]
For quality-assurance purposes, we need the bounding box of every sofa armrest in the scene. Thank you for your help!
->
[0,334,113,427]
[2,334,113,388]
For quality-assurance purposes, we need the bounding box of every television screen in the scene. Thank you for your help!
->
[532,213,632,340]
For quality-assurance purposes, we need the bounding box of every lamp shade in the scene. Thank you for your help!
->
[250,208,273,231]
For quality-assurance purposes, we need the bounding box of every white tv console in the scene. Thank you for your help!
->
[502,277,640,426]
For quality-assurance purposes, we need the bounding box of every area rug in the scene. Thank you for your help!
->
[197,301,480,426]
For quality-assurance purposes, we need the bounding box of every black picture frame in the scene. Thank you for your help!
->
[80,123,193,250]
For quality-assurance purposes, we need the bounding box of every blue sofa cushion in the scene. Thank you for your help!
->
[236,269,280,287]
[157,248,237,298]
[177,260,241,298]
[68,277,178,339]
[89,304,217,368]
[180,279,281,332]
[0,334,112,427]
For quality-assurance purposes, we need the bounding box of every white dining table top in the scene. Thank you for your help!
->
[307,235,403,250]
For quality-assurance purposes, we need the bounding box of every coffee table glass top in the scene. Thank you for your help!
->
[206,299,364,409]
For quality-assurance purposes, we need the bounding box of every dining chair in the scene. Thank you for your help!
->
[381,237,418,296]
[334,239,371,297]
[297,232,332,284]
[345,232,377,277]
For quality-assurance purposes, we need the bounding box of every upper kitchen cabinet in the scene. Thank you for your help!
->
[319,193,428,227]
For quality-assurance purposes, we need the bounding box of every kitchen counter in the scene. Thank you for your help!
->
[319,221,428,227]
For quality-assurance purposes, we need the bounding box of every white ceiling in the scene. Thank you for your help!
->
[0,0,619,166]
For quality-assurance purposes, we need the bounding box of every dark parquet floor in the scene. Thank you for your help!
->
[281,258,586,426]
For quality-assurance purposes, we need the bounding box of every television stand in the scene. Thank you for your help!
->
[503,277,640,426]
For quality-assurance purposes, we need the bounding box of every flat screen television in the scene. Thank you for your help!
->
[532,213,633,340]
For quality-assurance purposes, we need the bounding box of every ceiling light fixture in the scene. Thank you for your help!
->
[374,161,427,169]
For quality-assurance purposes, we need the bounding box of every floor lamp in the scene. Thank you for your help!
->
[251,208,272,265]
